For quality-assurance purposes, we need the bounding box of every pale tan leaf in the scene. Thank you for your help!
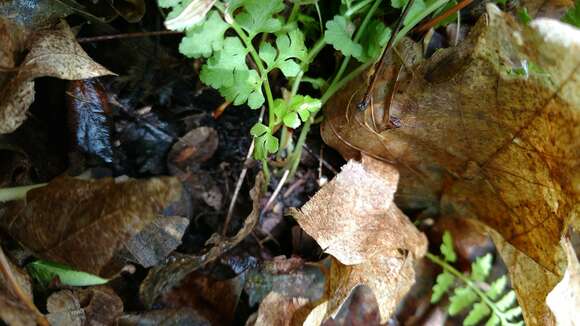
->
[252,292,310,326]
[292,156,427,323]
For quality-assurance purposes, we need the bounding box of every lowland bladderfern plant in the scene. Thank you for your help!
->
[427,231,524,326]
[157,0,452,181]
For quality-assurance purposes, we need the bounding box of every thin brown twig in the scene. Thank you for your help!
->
[415,0,473,33]
[358,0,417,111]
[77,30,182,43]
[222,106,266,236]
[262,169,290,213]
[0,246,49,326]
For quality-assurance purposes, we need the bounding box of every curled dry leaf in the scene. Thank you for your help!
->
[251,292,311,326]
[46,286,123,326]
[0,20,113,134]
[0,256,36,326]
[291,156,427,323]
[322,5,579,324]
[0,176,182,277]
[139,173,265,307]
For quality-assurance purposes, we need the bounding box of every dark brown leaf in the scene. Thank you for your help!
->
[139,173,265,307]
[118,216,190,268]
[160,272,244,325]
[0,176,182,276]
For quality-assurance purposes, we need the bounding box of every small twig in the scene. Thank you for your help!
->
[0,246,49,326]
[262,169,290,213]
[358,0,417,111]
[222,107,265,236]
[415,0,472,33]
[212,101,232,119]
[303,144,338,174]
[76,30,182,43]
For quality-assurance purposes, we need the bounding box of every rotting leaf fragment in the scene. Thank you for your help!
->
[0,176,182,277]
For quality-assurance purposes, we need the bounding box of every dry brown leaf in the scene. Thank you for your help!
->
[139,173,265,307]
[322,6,579,324]
[0,20,113,134]
[0,256,36,326]
[47,286,123,326]
[251,292,310,326]
[118,216,189,268]
[291,156,427,323]
[0,176,181,277]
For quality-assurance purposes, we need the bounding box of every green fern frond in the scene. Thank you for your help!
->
[426,231,524,326]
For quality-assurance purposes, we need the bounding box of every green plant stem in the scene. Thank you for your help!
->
[215,3,276,130]
[345,0,375,17]
[329,0,383,88]
[426,253,513,324]
[0,184,47,202]
[396,0,450,43]
[287,1,381,179]
[288,1,300,23]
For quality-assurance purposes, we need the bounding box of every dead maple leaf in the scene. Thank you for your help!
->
[0,176,181,277]
[0,20,113,134]
[321,5,579,324]
[139,173,265,307]
[291,156,427,323]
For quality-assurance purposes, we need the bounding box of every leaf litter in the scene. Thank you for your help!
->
[322,4,579,324]
[0,1,578,325]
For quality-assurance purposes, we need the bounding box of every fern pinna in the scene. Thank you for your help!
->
[426,231,524,326]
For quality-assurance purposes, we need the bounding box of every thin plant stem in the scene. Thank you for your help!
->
[426,253,515,324]
[0,184,47,202]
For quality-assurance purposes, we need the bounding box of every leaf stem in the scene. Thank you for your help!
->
[215,3,277,129]
[426,253,515,324]
[0,184,47,202]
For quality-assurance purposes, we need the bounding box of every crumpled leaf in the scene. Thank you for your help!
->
[46,286,123,326]
[139,173,265,307]
[0,176,182,277]
[160,272,244,325]
[251,292,311,326]
[118,216,189,268]
[0,20,113,134]
[291,156,427,323]
[322,6,579,324]
[0,256,36,326]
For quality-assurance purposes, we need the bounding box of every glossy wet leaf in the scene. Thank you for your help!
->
[0,176,181,276]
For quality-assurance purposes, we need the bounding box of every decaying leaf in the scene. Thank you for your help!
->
[291,156,428,323]
[116,308,211,325]
[119,216,189,268]
[0,176,182,277]
[0,20,113,134]
[321,5,579,324]
[0,255,36,326]
[160,272,244,325]
[139,173,265,307]
[46,286,123,326]
[519,0,574,19]
[251,292,311,326]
